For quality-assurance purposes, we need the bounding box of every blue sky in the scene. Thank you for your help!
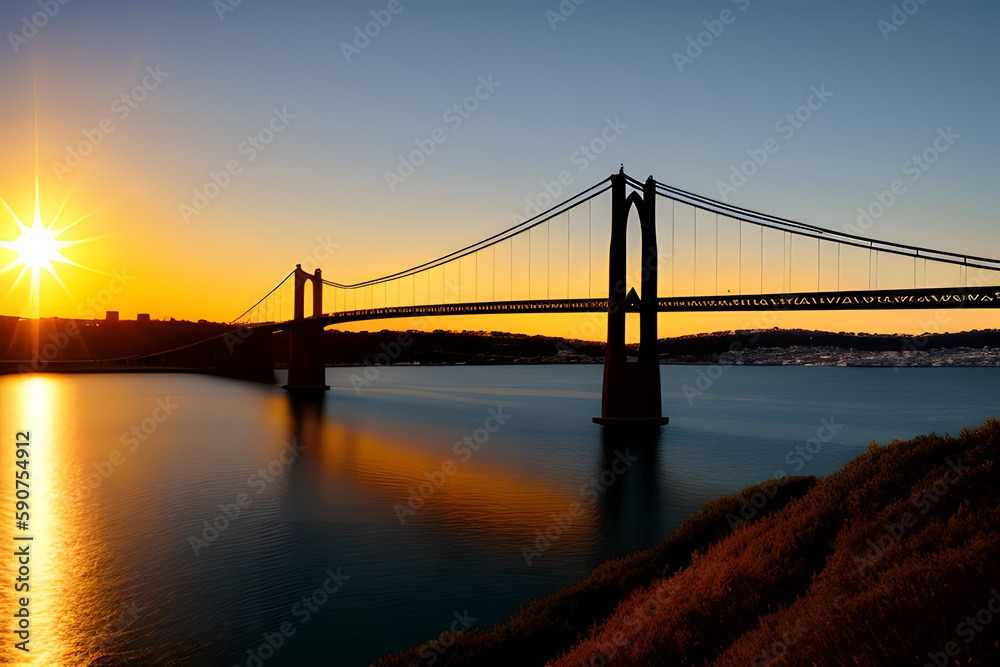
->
[0,0,997,332]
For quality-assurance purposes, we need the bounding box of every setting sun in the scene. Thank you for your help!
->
[0,177,95,315]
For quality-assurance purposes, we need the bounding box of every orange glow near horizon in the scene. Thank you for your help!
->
[0,376,113,664]
[306,402,594,550]
[1,96,998,338]
[0,185,97,316]
[0,106,101,320]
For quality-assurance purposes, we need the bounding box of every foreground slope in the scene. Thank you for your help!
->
[376,419,1000,666]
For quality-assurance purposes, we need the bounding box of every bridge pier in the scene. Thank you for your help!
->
[213,325,276,384]
[283,265,330,392]
[593,172,668,427]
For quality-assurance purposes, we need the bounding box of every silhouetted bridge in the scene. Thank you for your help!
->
[111,170,1000,425]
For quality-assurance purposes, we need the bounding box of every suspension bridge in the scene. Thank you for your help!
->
[132,169,1000,425]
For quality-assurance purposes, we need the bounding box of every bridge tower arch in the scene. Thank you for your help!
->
[293,265,323,320]
[285,264,330,391]
[593,171,668,426]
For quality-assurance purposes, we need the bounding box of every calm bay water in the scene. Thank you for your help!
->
[1,365,999,665]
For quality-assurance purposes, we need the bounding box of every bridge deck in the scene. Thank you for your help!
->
[248,285,1000,329]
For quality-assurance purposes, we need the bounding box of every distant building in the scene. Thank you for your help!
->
[137,314,151,323]
[106,311,119,322]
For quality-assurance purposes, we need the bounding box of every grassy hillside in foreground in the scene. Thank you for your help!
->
[375,420,1000,666]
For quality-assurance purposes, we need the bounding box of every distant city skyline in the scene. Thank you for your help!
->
[1,0,998,339]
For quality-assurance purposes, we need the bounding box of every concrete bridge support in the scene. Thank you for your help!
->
[593,172,668,426]
[212,325,276,384]
[284,265,330,391]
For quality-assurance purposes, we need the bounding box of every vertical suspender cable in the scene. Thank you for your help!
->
[671,199,675,298]
[715,213,719,296]
[869,247,872,290]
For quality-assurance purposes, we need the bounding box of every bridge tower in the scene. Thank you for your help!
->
[593,171,668,426]
[284,264,330,391]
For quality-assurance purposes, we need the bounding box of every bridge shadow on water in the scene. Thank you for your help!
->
[286,390,326,452]
[280,389,669,560]
[596,426,665,556]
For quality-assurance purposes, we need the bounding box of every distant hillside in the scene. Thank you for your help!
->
[659,328,1000,366]
[659,327,1000,356]
[3,316,1000,368]
[0,316,605,368]
[308,329,605,365]
[0,316,234,368]
[317,327,1000,367]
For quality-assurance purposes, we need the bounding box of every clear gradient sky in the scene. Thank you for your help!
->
[0,0,998,338]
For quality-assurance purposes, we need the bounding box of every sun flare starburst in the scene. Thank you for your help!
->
[2,200,71,275]
[0,174,98,317]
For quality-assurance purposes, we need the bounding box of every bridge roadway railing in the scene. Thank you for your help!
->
[244,283,1000,328]
[657,285,1000,312]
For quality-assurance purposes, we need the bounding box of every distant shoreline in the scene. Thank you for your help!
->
[2,318,1000,372]
[4,358,1000,379]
